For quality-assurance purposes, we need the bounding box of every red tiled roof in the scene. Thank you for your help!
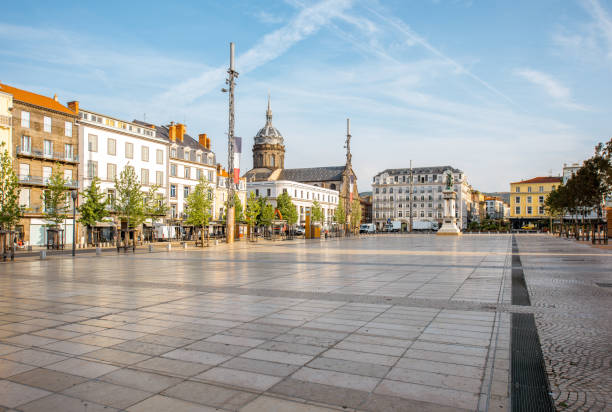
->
[0,83,76,116]
[511,176,562,184]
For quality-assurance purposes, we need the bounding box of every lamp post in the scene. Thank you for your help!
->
[71,190,77,257]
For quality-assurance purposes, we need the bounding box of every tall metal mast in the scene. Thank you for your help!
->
[344,119,352,234]
[225,42,238,243]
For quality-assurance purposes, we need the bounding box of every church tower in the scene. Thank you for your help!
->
[252,95,285,170]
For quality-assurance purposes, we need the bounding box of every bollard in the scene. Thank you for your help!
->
[40,250,46,260]
[214,240,219,246]
[166,243,171,252]
[96,247,102,256]
[183,242,187,249]
[149,244,153,253]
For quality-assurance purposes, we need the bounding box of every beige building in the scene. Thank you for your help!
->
[0,83,79,246]
[0,90,12,156]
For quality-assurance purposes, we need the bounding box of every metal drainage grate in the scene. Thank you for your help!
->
[511,313,555,412]
[512,236,531,306]
[595,282,612,288]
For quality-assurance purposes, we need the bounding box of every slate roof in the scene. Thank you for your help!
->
[279,166,346,182]
[0,82,76,116]
[133,120,211,153]
[375,166,462,176]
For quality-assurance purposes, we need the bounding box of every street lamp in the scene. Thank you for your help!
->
[71,190,77,257]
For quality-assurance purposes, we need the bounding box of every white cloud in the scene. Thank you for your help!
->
[583,0,612,58]
[515,68,588,111]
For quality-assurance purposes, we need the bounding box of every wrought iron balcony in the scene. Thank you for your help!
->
[18,174,79,189]
[16,146,79,163]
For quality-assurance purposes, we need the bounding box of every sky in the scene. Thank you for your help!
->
[2,0,611,192]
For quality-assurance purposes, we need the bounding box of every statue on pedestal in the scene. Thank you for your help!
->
[438,169,461,236]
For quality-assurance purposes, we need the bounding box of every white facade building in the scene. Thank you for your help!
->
[247,180,339,225]
[372,166,472,230]
[485,198,507,220]
[77,109,169,208]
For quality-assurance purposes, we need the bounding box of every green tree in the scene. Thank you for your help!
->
[259,201,275,228]
[115,166,145,229]
[145,185,169,222]
[42,164,69,227]
[333,198,346,225]
[78,177,108,228]
[185,178,213,246]
[0,144,21,232]
[223,194,244,223]
[311,200,324,224]
[276,192,298,225]
[245,192,261,237]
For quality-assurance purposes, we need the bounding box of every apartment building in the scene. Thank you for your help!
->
[372,166,472,230]
[0,83,79,246]
[509,176,561,228]
[77,107,168,208]
[0,90,12,156]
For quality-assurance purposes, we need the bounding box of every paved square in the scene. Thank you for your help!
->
[0,234,609,411]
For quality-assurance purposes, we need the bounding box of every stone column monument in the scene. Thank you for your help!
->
[437,169,461,236]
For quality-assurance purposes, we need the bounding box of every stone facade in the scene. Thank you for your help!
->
[253,142,284,170]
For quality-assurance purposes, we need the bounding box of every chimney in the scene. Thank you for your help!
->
[206,136,211,149]
[198,133,207,147]
[168,123,176,142]
[67,101,79,114]
[53,94,58,102]
[176,123,185,142]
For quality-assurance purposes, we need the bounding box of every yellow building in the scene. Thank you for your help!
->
[509,176,561,229]
[0,90,12,156]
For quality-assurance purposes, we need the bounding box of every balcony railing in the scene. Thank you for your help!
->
[16,146,79,163]
[18,175,79,189]
[0,115,10,128]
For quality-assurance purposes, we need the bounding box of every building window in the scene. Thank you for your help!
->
[125,142,134,159]
[64,144,73,160]
[43,166,52,184]
[527,196,532,203]
[107,189,116,206]
[267,188,271,197]
[44,116,51,132]
[171,204,177,218]
[538,196,544,203]
[515,196,520,204]
[65,121,72,137]
[141,168,149,185]
[170,184,176,198]
[87,161,98,178]
[539,206,545,214]
[107,163,117,180]
[64,169,72,183]
[527,206,532,214]
[539,186,544,192]
[21,111,30,128]
[171,148,177,158]
[170,164,177,177]
[184,167,190,179]
[156,171,163,186]
[19,188,30,208]
[142,146,149,162]
[552,185,556,190]
[107,138,116,155]
[19,163,30,180]
[527,186,532,193]
[156,149,164,165]
[184,186,190,198]
[21,135,31,153]
[43,140,53,157]
[88,134,98,152]
[515,187,520,193]
[515,206,520,215]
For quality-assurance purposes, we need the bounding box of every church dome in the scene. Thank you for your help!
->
[254,96,284,146]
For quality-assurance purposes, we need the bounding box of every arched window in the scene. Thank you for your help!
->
[330,184,337,190]
[270,155,275,167]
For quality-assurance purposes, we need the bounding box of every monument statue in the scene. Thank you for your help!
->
[444,170,454,191]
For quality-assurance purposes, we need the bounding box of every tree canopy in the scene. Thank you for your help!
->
[0,144,21,231]
[276,192,298,225]
[184,178,213,229]
[78,177,108,228]
[114,166,145,228]
[42,164,70,227]
[311,200,324,224]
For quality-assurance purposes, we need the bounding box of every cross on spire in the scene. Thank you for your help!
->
[266,93,272,125]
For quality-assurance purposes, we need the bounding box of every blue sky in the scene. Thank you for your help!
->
[2,0,611,192]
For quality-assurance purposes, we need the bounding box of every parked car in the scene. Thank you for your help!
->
[295,226,305,236]
[383,221,402,232]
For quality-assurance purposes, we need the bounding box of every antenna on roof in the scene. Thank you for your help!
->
[143,113,146,122]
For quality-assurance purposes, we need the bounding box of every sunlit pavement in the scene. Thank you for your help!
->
[0,234,609,411]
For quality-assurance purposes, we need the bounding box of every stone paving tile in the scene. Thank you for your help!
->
[84,347,151,365]
[110,340,174,356]
[241,395,340,412]
[375,378,480,410]
[1,349,67,367]
[241,348,314,365]
[292,366,380,392]
[396,357,484,379]
[386,366,482,392]
[100,367,183,392]
[1,334,56,347]
[62,380,152,409]
[162,380,257,410]
[46,358,120,378]
[40,341,101,356]
[126,394,217,412]
[269,378,369,410]
[307,356,390,378]
[0,344,22,356]
[0,359,37,378]
[8,367,88,392]
[195,366,282,391]
[220,357,300,377]
[18,393,118,412]
[134,356,212,377]
[162,348,231,365]
[322,348,398,367]
[0,379,50,408]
